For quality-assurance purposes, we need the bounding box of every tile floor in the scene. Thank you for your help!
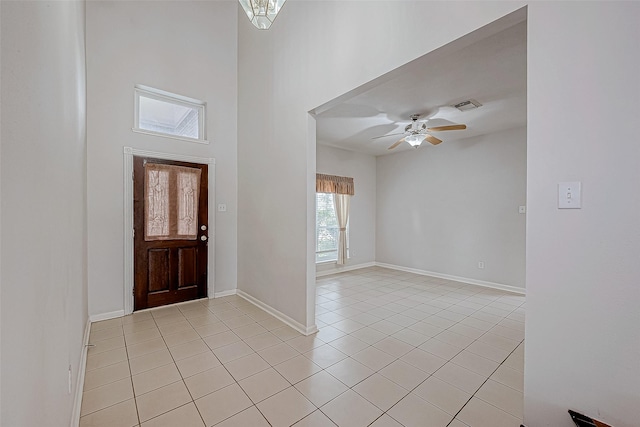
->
[80,267,525,427]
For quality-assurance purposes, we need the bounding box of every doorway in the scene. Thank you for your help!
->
[123,147,216,315]
[133,156,208,310]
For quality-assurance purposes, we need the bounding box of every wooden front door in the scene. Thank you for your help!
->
[133,156,208,310]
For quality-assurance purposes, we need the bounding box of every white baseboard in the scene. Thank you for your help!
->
[236,290,318,336]
[214,289,237,298]
[70,318,91,427]
[89,310,125,323]
[375,262,526,295]
[316,261,376,278]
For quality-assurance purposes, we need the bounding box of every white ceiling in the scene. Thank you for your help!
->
[314,21,527,156]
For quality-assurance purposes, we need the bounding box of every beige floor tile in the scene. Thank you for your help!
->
[353,373,409,411]
[79,398,138,427]
[162,328,200,348]
[321,389,382,427]
[223,315,255,329]
[169,339,210,361]
[327,335,369,356]
[233,322,268,339]
[193,321,229,338]
[203,330,241,350]
[175,350,221,378]
[141,402,204,427]
[448,323,486,340]
[477,332,521,352]
[127,338,167,359]
[272,325,304,341]
[391,328,430,346]
[448,420,470,427]
[413,376,471,415]
[456,397,522,427]
[90,326,124,343]
[123,319,157,335]
[258,342,300,365]
[132,363,181,396]
[84,360,131,391]
[292,410,338,427]
[294,371,348,407]
[136,381,192,423]
[490,324,525,341]
[400,348,447,374]
[490,364,524,392]
[348,327,386,345]
[214,308,243,321]
[244,331,282,351]
[213,341,255,364]
[475,379,523,418]
[274,354,323,384]
[373,337,414,358]
[187,316,222,329]
[351,346,395,372]
[88,335,126,355]
[214,406,270,427]
[257,387,316,427]
[433,330,475,349]
[184,365,235,399]
[224,352,270,381]
[378,360,429,390]
[451,349,500,377]
[303,344,348,369]
[80,378,134,416]
[433,362,486,394]
[369,414,404,427]
[129,349,174,376]
[195,383,253,426]
[91,318,124,332]
[86,347,128,372]
[325,357,374,387]
[315,325,348,343]
[465,340,511,363]
[157,319,193,336]
[387,393,452,427]
[122,311,153,325]
[287,334,326,353]
[238,367,290,403]
[124,328,161,346]
[369,320,405,335]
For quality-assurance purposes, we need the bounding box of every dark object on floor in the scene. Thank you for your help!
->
[569,409,613,427]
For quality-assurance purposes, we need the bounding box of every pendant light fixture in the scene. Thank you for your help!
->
[239,0,287,29]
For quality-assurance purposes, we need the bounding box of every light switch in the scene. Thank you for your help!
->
[558,182,581,209]
[217,203,227,212]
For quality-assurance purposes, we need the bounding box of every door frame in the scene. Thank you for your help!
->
[123,146,216,315]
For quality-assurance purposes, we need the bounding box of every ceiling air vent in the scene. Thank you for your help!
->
[453,99,482,112]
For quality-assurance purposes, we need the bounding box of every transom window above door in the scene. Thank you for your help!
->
[133,85,207,143]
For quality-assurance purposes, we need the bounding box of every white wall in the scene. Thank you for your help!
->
[316,144,376,275]
[525,3,640,426]
[0,1,87,425]
[86,1,238,317]
[376,127,526,289]
[238,0,524,329]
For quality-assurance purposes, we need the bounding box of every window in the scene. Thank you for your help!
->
[316,193,348,263]
[133,85,207,143]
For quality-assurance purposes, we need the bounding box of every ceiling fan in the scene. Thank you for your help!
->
[373,114,467,150]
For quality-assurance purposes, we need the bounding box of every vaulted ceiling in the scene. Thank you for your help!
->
[314,21,526,156]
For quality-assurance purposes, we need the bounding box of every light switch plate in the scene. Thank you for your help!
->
[558,182,581,209]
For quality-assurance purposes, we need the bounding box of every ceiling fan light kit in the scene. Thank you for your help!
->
[381,113,467,150]
[239,0,287,29]
[405,134,426,147]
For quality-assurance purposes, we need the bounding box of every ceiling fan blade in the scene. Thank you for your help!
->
[372,132,405,140]
[388,138,405,150]
[427,124,467,132]
[425,135,442,145]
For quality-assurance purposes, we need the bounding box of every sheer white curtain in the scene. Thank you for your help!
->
[333,193,350,265]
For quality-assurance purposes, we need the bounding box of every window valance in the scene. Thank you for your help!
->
[316,173,354,196]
